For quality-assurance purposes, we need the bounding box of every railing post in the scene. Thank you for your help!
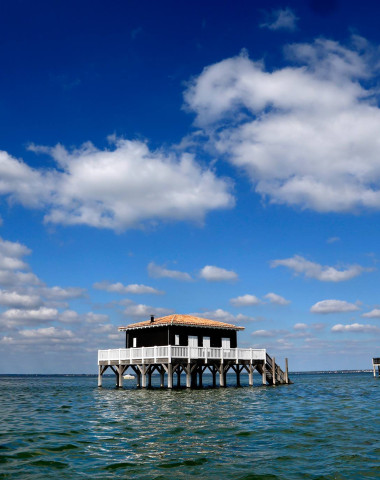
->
[168,345,172,364]
[188,346,190,363]
[130,347,132,364]
[154,345,157,363]
[119,348,121,364]
[236,348,239,363]
[108,349,111,365]
[205,346,208,364]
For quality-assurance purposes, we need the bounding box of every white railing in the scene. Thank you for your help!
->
[98,345,266,364]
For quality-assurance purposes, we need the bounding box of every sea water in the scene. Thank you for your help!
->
[0,372,379,479]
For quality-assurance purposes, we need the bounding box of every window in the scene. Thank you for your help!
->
[133,337,137,348]
[188,336,198,347]
[203,337,210,348]
[175,334,180,345]
[222,337,230,349]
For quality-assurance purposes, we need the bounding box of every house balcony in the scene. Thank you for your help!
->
[98,345,267,365]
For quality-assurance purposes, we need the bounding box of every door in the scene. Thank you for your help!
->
[188,335,198,358]
[203,337,210,348]
[222,337,230,349]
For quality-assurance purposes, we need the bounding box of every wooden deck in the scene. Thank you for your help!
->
[98,345,290,388]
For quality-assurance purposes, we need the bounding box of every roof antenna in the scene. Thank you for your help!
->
[150,315,155,323]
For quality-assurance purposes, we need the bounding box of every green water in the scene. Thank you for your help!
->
[0,373,379,479]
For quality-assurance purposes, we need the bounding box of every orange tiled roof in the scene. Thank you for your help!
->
[118,314,244,331]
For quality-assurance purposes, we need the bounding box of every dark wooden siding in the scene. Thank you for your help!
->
[125,325,237,348]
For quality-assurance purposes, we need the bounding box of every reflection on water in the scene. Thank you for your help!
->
[0,373,379,479]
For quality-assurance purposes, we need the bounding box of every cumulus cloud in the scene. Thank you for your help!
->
[362,309,380,318]
[200,265,238,282]
[264,292,290,305]
[0,138,234,231]
[184,37,380,214]
[41,286,87,300]
[193,309,255,324]
[123,303,174,319]
[331,323,380,333]
[93,281,164,295]
[230,294,261,307]
[260,7,298,31]
[147,262,192,281]
[310,299,360,314]
[294,323,308,330]
[271,255,370,282]
[0,290,42,309]
[251,329,285,338]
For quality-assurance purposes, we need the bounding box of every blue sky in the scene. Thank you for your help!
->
[1,0,380,373]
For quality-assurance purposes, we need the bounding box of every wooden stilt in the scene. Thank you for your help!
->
[235,365,241,387]
[262,362,267,385]
[212,365,217,387]
[147,366,152,388]
[98,365,103,387]
[167,363,173,389]
[285,358,289,384]
[219,364,225,387]
[160,366,165,387]
[272,356,276,386]
[186,363,191,388]
[198,365,203,388]
[117,365,123,388]
[140,365,147,388]
[248,364,253,386]
[177,367,181,388]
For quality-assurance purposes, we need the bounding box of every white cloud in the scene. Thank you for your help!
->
[0,138,234,231]
[147,262,192,281]
[294,323,308,330]
[41,286,87,300]
[327,236,340,244]
[93,281,164,295]
[230,294,261,307]
[123,303,174,319]
[260,7,298,31]
[264,292,290,305]
[252,329,285,338]
[200,265,238,282]
[0,290,42,309]
[184,38,380,214]
[271,255,369,282]
[193,309,256,324]
[310,299,360,314]
[362,309,380,318]
[331,323,380,333]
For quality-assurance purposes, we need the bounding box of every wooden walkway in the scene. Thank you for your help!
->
[98,345,290,388]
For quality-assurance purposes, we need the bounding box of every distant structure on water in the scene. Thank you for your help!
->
[98,314,290,389]
[373,358,380,377]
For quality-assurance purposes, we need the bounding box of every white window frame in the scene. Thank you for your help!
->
[133,337,137,348]
[175,334,180,345]
[222,337,230,349]
[203,336,211,348]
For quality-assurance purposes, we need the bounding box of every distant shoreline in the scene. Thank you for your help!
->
[0,370,373,377]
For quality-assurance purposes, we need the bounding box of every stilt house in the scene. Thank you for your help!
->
[98,313,290,389]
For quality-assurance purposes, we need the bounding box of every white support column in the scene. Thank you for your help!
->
[186,363,191,388]
[285,358,289,384]
[262,362,267,385]
[219,364,225,387]
[160,366,165,387]
[167,363,173,389]
[248,364,253,387]
[118,365,123,388]
[98,365,103,387]
[141,365,147,388]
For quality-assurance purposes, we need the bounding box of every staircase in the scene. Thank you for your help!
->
[256,353,290,385]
